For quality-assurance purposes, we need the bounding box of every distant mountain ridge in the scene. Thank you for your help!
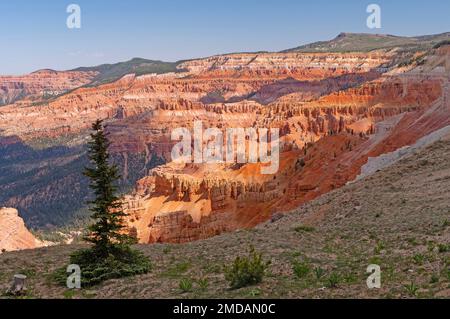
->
[282,32,450,53]
[71,57,182,86]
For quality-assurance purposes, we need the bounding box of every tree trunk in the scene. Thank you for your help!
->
[7,274,27,296]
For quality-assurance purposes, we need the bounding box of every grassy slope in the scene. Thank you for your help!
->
[283,32,450,53]
[1,136,449,299]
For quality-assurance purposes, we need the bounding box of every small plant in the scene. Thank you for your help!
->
[247,288,262,297]
[224,246,270,290]
[179,278,193,293]
[442,219,450,227]
[314,267,326,279]
[437,244,449,253]
[162,261,191,278]
[63,290,77,299]
[430,274,439,284]
[197,277,209,291]
[163,246,171,254]
[404,282,419,297]
[292,260,311,279]
[374,241,385,254]
[294,225,316,233]
[407,237,419,246]
[413,253,425,265]
[325,272,340,288]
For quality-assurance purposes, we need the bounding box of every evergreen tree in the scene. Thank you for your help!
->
[54,119,150,287]
[83,119,132,256]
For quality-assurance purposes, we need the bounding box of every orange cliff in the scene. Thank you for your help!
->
[0,69,98,106]
[0,51,391,142]
[0,208,43,252]
[122,49,449,244]
[1,47,449,244]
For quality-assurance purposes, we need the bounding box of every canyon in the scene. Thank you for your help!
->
[0,69,97,106]
[0,33,449,247]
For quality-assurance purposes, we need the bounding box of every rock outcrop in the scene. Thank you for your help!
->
[0,69,97,106]
[0,208,42,252]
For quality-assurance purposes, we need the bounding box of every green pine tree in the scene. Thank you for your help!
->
[83,119,132,256]
[53,119,151,287]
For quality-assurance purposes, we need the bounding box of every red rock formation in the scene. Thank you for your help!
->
[1,46,448,244]
[0,69,97,105]
[122,49,449,243]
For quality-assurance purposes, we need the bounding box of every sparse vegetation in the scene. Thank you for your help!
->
[292,260,311,279]
[374,241,386,254]
[294,225,316,233]
[224,246,270,290]
[179,278,193,293]
[197,277,209,291]
[442,219,450,227]
[325,272,340,288]
[404,282,419,297]
[413,254,425,265]
[437,244,449,253]
[314,267,326,279]
[162,261,191,278]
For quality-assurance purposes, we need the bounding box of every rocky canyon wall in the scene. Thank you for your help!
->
[0,46,448,241]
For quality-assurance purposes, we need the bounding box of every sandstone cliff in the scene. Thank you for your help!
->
[0,41,448,242]
[0,208,43,252]
[0,69,97,106]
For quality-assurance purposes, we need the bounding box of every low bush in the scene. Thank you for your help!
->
[325,272,340,288]
[292,260,311,278]
[224,246,270,290]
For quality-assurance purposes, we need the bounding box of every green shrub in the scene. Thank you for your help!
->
[292,260,311,278]
[314,267,326,279]
[54,246,151,287]
[430,274,439,284]
[179,278,193,293]
[438,244,449,253]
[404,282,419,297]
[325,272,340,288]
[197,277,209,291]
[162,261,191,278]
[224,246,270,289]
[413,254,425,265]
[294,225,316,233]
[374,241,385,254]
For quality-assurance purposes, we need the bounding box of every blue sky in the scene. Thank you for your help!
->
[0,0,449,74]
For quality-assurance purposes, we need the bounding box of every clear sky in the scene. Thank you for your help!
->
[1,0,449,74]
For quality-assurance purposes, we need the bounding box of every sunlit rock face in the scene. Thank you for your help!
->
[1,44,449,242]
[0,208,43,252]
[0,69,98,106]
